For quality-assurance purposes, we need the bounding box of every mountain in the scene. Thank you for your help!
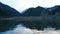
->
[23,6,49,16]
[47,5,60,15]
[1,2,60,32]
[22,5,60,30]
[0,2,22,32]
[51,5,60,14]
[0,2,22,17]
[23,5,60,16]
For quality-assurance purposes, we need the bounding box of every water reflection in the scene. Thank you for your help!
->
[0,24,60,34]
[0,24,33,34]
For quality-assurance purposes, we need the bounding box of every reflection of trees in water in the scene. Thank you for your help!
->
[1,2,60,33]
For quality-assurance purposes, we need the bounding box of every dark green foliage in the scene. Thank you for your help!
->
[23,6,49,16]
[0,2,60,33]
[23,6,60,30]
[0,2,22,17]
[0,2,22,32]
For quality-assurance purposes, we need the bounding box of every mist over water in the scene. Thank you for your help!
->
[0,24,60,34]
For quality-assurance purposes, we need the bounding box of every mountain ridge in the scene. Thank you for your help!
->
[0,2,22,17]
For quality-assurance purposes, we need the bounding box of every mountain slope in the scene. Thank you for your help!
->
[22,6,60,30]
[0,2,21,17]
[23,6,49,16]
[0,2,22,32]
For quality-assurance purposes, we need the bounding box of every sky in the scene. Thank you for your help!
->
[0,0,60,34]
[0,0,60,13]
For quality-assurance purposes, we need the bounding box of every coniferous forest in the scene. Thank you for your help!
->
[0,2,60,32]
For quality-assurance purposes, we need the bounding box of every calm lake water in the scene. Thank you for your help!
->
[0,20,60,34]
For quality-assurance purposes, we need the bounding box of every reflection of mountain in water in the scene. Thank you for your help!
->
[22,5,60,30]
[0,2,60,32]
[0,2,22,32]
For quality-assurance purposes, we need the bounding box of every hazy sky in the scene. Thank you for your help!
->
[0,0,60,13]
